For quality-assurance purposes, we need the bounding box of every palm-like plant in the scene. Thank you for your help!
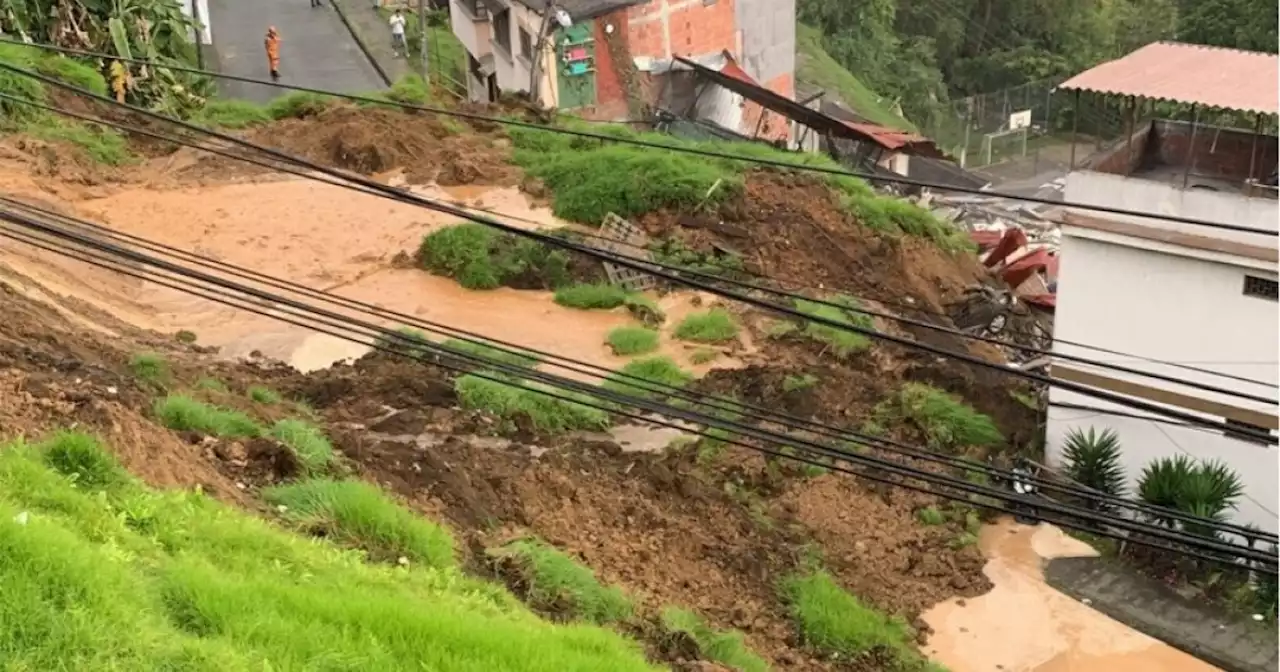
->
[1061,427,1127,510]
[1137,455,1246,535]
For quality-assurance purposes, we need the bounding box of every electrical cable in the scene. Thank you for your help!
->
[0,80,1273,444]
[3,207,1276,562]
[1,37,1274,237]
[3,224,1274,569]
[8,195,1268,543]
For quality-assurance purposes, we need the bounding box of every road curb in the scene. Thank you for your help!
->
[328,0,393,87]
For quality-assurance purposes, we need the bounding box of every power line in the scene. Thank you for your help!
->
[9,195,1269,544]
[3,212,1273,566]
[0,37,1274,237]
[1,77,1272,445]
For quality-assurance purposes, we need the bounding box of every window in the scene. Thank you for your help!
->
[458,0,488,19]
[519,26,534,61]
[1224,418,1276,446]
[1243,275,1279,301]
[492,9,511,54]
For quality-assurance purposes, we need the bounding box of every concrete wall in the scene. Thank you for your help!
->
[475,1,557,104]
[1064,170,1280,246]
[1046,233,1279,532]
[449,0,492,62]
[734,0,793,91]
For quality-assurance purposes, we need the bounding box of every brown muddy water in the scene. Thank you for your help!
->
[923,519,1218,671]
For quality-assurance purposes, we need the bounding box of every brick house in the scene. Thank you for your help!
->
[449,0,795,141]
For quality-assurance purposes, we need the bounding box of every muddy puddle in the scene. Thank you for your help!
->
[4,178,748,375]
[923,519,1218,672]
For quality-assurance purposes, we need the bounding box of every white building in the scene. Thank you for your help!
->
[1044,42,1280,533]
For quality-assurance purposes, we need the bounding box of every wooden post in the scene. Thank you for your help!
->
[1248,113,1262,183]
[1068,89,1080,170]
[1124,95,1136,174]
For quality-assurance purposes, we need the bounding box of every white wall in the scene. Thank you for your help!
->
[1046,232,1280,532]
[180,0,212,45]
[1065,171,1279,247]
[449,0,492,62]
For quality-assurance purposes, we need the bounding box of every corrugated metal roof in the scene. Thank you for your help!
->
[839,120,935,152]
[1058,42,1279,115]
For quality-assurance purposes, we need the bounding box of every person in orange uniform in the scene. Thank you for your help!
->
[264,26,281,80]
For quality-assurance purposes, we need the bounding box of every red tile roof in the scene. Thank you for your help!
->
[1058,42,1279,115]
[718,59,758,87]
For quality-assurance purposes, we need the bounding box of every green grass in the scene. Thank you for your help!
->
[374,326,434,357]
[195,377,228,392]
[782,570,935,669]
[34,55,109,96]
[874,383,1003,450]
[622,293,666,325]
[494,538,633,624]
[38,430,132,491]
[783,373,819,393]
[602,356,694,400]
[455,373,610,433]
[418,224,572,290]
[24,121,132,165]
[0,436,657,671]
[606,326,660,356]
[795,295,874,358]
[264,478,452,567]
[265,90,333,120]
[247,386,282,404]
[269,419,335,474]
[689,347,719,364]
[153,395,263,438]
[673,309,739,343]
[175,330,198,344]
[192,99,273,129]
[439,338,542,369]
[554,283,629,310]
[795,24,914,131]
[916,506,946,526]
[661,607,769,672]
[129,352,170,384]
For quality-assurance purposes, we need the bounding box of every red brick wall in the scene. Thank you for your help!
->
[1152,120,1278,182]
[626,0,738,60]
[742,71,793,142]
[592,11,629,117]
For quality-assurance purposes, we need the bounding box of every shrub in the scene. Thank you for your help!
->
[269,419,335,473]
[494,538,633,624]
[129,352,169,384]
[916,506,945,526]
[606,326,660,356]
[875,383,1003,450]
[455,374,609,432]
[153,395,262,438]
[796,295,873,357]
[660,607,768,672]
[781,570,929,668]
[264,478,455,568]
[602,356,693,400]
[554,283,628,310]
[673,309,739,343]
[1061,427,1127,508]
[265,91,331,119]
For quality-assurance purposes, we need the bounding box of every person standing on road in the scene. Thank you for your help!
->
[389,9,407,58]
[265,26,282,80]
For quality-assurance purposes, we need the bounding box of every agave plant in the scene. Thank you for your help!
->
[1061,427,1127,508]
[1137,455,1246,533]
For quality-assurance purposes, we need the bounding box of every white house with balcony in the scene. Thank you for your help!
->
[1044,42,1280,533]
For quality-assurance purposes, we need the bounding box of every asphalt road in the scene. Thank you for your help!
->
[206,0,385,102]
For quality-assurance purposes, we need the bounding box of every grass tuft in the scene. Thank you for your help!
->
[602,356,694,400]
[269,419,335,473]
[606,326,660,356]
[673,309,739,343]
[418,224,572,290]
[153,395,263,438]
[38,431,130,491]
[782,570,933,668]
[795,296,873,357]
[440,338,542,369]
[495,538,634,624]
[553,283,629,310]
[455,373,610,433]
[874,383,1003,450]
[247,386,282,405]
[689,347,719,365]
[783,373,819,393]
[264,478,455,568]
[660,607,769,672]
[192,99,272,129]
[129,352,170,384]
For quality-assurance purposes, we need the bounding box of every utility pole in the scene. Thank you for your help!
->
[417,0,429,82]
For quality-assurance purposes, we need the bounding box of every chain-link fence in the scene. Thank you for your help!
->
[921,77,1133,180]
